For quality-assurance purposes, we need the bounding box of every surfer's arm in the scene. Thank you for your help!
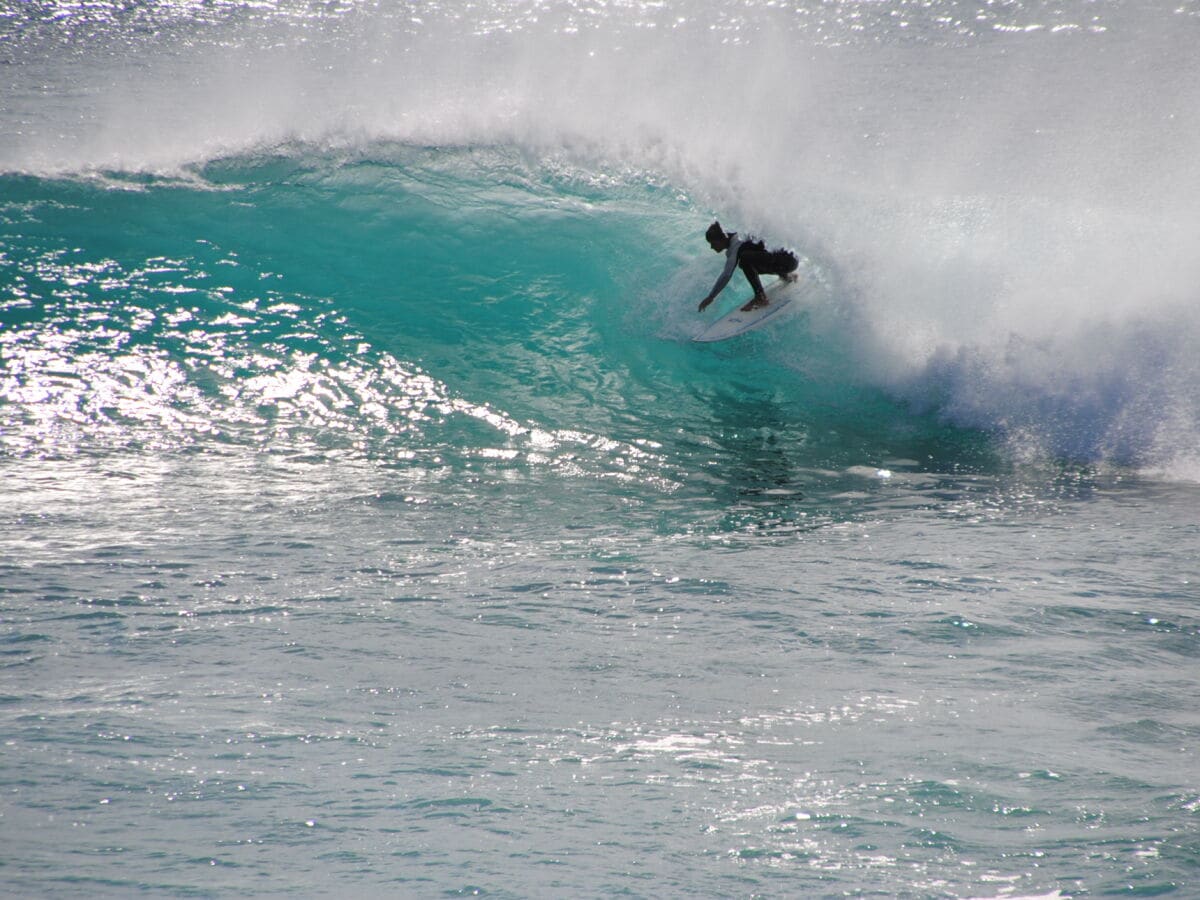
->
[698,251,739,311]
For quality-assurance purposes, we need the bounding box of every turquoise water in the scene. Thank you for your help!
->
[3,2,1200,897]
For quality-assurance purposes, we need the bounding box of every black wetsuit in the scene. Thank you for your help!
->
[736,240,799,296]
[708,234,799,299]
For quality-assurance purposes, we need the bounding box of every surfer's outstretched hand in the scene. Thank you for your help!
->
[698,296,714,312]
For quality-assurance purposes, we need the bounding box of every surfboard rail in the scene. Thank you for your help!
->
[692,280,798,343]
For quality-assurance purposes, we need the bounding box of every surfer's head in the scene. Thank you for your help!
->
[705,221,730,252]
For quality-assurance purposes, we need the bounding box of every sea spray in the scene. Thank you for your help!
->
[5,0,1200,474]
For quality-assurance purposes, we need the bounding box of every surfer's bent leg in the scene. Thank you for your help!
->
[741,248,798,281]
[738,249,797,309]
[738,258,767,297]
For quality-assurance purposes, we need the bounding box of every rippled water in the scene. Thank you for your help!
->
[3,1,1200,897]
[5,440,1198,896]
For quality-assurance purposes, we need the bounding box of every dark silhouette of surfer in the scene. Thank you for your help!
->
[698,221,798,312]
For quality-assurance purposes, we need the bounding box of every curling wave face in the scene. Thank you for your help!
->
[4,0,1200,479]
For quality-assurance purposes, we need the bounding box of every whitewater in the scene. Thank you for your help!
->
[1,1,1198,897]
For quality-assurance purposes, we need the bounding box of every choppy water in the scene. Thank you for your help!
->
[2,2,1199,897]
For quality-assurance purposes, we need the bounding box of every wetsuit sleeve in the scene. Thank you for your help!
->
[706,242,741,299]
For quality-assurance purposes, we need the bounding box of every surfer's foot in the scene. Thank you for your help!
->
[779,272,799,283]
[741,295,769,311]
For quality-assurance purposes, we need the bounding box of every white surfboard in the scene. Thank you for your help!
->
[692,279,798,343]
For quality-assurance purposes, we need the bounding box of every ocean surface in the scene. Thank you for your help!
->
[2,1,1199,897]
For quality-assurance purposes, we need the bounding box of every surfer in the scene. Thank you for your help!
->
[698,221,798,312]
